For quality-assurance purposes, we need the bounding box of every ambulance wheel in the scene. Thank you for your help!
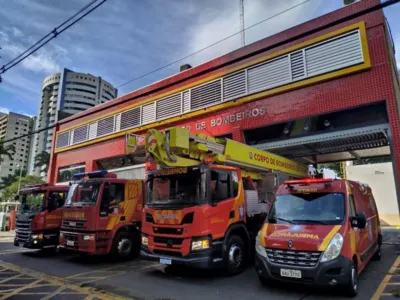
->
[224,235,245,276]
[111,232,134,260]
[372,244,381,261]
[344,260,358,297]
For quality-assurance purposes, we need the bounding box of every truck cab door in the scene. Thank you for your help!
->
[97,183,125,230]
[208,169,239,239]
[45,191,66,230]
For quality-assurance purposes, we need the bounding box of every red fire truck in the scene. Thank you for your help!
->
[59,170,144,259]
[14,184,69,251]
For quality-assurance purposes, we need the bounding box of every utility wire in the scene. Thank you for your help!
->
[1,0,399,146]
[117,0,311,89]
[0,0,107,75]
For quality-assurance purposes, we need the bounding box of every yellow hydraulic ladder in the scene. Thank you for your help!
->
[145,127,308,178]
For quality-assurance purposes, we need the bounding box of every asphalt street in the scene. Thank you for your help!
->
[0,229,398,300]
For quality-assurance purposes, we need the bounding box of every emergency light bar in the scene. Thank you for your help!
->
[284,178,334,185]
[73,170,114,179]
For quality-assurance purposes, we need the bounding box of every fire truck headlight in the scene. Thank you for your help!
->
[142,236,149,247]
[83,235,95,241]
[31,234,43,240]
[191,238,210,251]
[255,231,267,258]
[321,233,344,263]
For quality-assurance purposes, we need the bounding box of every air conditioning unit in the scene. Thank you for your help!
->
[343,0,360,6]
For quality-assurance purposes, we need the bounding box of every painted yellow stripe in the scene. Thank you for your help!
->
[318,225,342,251]
[260,223,269,247]
[371,256,400,300]
[55,21,370,153]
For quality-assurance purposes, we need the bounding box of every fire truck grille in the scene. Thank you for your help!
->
[63,232,79,249]
[62,219,85,229]
[153,227,183,235]
[16,220,32,242]
[154,237,183,245]
[266,248,321,267]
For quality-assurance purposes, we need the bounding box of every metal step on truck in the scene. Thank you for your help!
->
[140,127,308,275]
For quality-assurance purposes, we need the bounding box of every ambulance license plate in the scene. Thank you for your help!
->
[280,268,301,278]
[160,258,172,265]
[66,240,74,247]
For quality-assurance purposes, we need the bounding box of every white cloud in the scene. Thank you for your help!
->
[179,0,323,67]
[0,107,10,114]
[12,27,23,38]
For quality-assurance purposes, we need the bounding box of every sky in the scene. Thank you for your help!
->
[0,0,399,118]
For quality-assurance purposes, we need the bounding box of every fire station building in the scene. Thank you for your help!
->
[48,0,400,221]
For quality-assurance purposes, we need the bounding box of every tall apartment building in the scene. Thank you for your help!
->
[30,68,117,176]
[0,112,34,179]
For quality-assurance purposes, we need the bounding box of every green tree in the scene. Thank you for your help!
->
[3,175,45,201]
[0,169,27,189]
[0,139,15,164]
[34,151,50,173]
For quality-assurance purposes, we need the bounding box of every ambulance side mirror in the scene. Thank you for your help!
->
[350,212,367,229]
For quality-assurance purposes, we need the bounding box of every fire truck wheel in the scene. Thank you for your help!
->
[111,232,134,260]
[225,235,246,275]
[343,260,358,297]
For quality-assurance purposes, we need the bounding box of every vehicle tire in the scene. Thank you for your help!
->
[372,244,381,261]
[110,232,135,261]
[224,235,246,276]
[343,260,358,297]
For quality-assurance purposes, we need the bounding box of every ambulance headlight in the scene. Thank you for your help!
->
[255,230,267,258]
[321,233,344,262]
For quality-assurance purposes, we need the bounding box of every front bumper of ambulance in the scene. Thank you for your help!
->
[254,246,352,287]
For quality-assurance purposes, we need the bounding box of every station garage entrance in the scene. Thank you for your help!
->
[243,102,399,223]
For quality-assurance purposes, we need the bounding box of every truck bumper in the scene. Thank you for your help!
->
[255,251,352,287]
[140,241,224,269]
[14,232,58,250]
[59,231,99,255]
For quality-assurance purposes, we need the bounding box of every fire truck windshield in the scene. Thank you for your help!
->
[18,192,46,214]
[268,193,345,225]
[147,167,206,207]
[65,181,101,206]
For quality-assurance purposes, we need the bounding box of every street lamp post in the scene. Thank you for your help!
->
[16,164,23,195]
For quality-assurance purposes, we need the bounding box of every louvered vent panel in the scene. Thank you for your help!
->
[96,116,114,137]
[305,30,363,77]
[120,107,140,130]
[223,71,246,101]
[56,132,69,148]
[191,80,221,110]
[290,51,305,80]
[183,91,190,113]
[115,114,121,132]
[88,123,97,139]
[156,94,181,120]
[247,56,290,93]
[72,125,88,144]
[142,103,155,124]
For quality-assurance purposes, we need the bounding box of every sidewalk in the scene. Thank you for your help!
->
[0,230,15,239]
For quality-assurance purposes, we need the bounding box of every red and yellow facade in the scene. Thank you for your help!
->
[48,0,400,202]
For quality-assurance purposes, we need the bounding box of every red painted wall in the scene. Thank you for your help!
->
[49,0,400,188]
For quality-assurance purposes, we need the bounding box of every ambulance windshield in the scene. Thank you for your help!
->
[147,167,207,207]
[269,192,345,225]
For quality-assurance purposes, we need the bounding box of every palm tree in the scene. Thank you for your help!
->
[34,151,51,173]
[0,139,15,164]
